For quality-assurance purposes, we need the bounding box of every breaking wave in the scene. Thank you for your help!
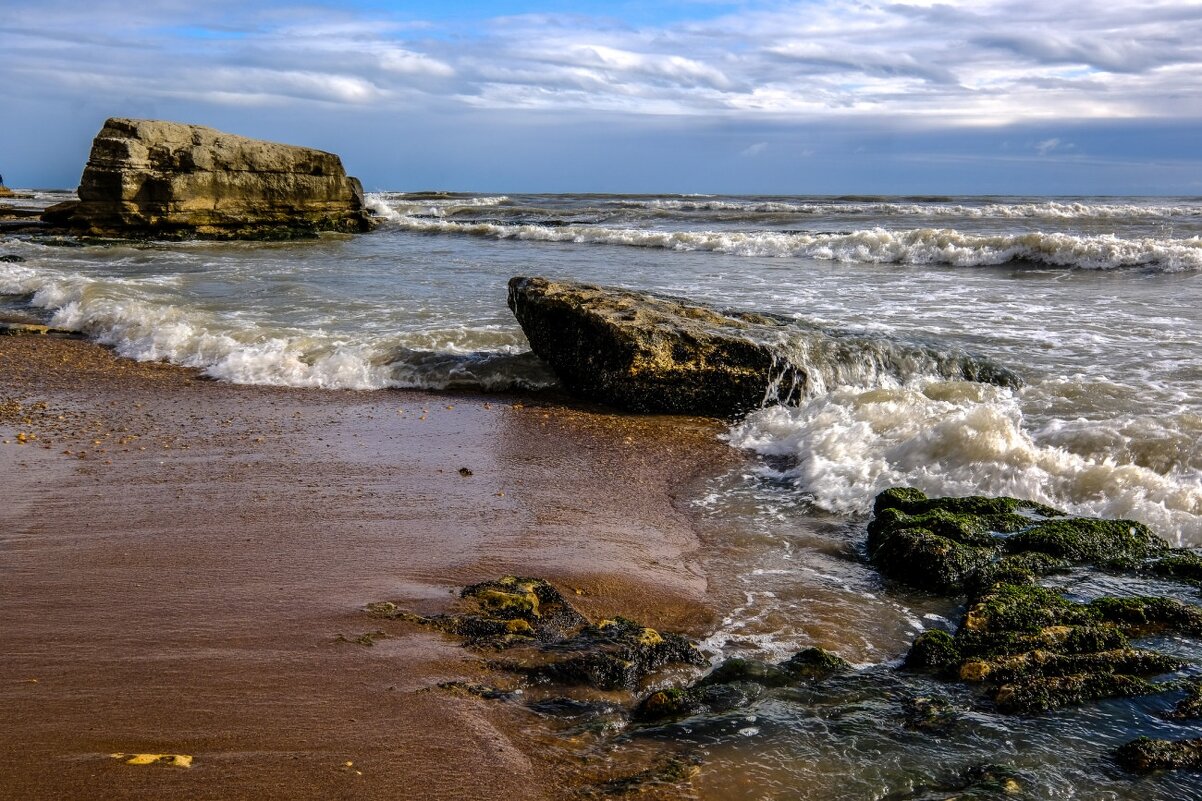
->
[609,198,1202,219]
[365,192,510,220]
[728,381,1202,543]
[378,215,1202,271]
[0,261,555,392]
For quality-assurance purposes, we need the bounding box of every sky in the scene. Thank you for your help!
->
[2,0,1202,194]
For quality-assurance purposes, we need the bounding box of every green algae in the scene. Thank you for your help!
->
[1164,677,1202,720]
[369,577,703,693]
[632,647,850,724]
[868,487,1169,595]
[872,489,1202,716]
[1115,736,1202,773]
[1005,517,1163,562]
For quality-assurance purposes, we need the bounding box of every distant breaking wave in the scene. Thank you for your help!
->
[376,212,1202,271]
[365,193,510,219]
[608,198,1202,219]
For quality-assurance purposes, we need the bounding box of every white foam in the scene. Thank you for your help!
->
[383,217,1202,271]
[611,198,1202,219]
[727,382,1202,543]
[0,261,555,392]
[365,192,510,220]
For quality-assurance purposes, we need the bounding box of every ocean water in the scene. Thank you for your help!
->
[4,191,1202,798]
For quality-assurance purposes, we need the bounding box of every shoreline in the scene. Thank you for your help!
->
[0,335,738,800]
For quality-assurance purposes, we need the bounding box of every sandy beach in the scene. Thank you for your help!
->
[0,335,735,800]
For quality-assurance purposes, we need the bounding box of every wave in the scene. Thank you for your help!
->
[365,192,510,220]
[379,215,1202,271]
[727,381,1202,543]
[765,323,1020,401]
[606,198,1202,219]
[0,261,556,392]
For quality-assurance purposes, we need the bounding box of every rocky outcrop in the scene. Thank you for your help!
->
[368,575,706,692]
[875,488,1202,715]
[41,118,373,239]
[507,276,1020,417]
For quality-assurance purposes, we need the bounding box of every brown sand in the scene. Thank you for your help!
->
[0,336,735,800]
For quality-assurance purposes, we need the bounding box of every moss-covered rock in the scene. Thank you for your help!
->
[867,488,1169,595]
[1004,518,1163,562]
[903,630,962,675]
[370,577,703,693]
[1147,551,1202,585]
[696,657,796,688]
[995,673,1161,714]
[890,535,1198,715]
[503,616,705,691]
[632,647,850,724]
[911,583,1187,714]
[781,647,854,680]
[1090,595,1202,635]
[872,486,1062,520]
[1164,677,1202,721]
[1115,736,1202,773]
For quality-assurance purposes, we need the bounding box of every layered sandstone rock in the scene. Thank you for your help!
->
[42,118,373,238]
[507,276,1020,417]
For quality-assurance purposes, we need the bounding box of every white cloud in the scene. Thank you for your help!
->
[3,0,1202,127]
[1036,137,1062,156]
[741,142,769,157]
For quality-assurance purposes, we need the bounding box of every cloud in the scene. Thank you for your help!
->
[1035,137,1076,156]
[4,0,1202,192]
[4,0,1202,126]
[1035,137,1061,155]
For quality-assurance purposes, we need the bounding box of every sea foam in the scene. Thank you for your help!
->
[0,260,555,392]
[378,215,1202,271]
[728,381,1202,543]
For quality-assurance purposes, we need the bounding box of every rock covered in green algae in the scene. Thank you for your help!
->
[901,695,961,733]
[633,647,851,723]
[500,615,706,691]
[583,756,701,797]
[867,487,1166,595]
[1146,551,1202,585]
[905,577,1189,714]
[888,763,1026,799]
[369,577,703,692]
[1115,736,1202,773]
[1164,677,1202,720]
[876,489,1201,715]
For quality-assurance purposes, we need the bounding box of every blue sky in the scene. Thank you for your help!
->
[3,0,1201,194]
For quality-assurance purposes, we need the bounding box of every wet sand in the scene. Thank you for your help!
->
[0,336,735,800]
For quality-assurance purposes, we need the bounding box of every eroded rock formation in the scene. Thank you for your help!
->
[42,118,373,239]
[507,276,1020,417]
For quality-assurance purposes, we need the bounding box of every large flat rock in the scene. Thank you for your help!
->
[42,118,374,239]
[508,276,1020,417]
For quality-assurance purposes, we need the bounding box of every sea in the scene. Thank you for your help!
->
[3,191,1202,798]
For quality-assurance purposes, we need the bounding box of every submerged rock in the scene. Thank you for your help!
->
[633,647,851,723]
[1115,736,1202,773]
[1164,677,1202,720]
[42,118,374,239]
[507,276,1020,417]
[369,576,704,692]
